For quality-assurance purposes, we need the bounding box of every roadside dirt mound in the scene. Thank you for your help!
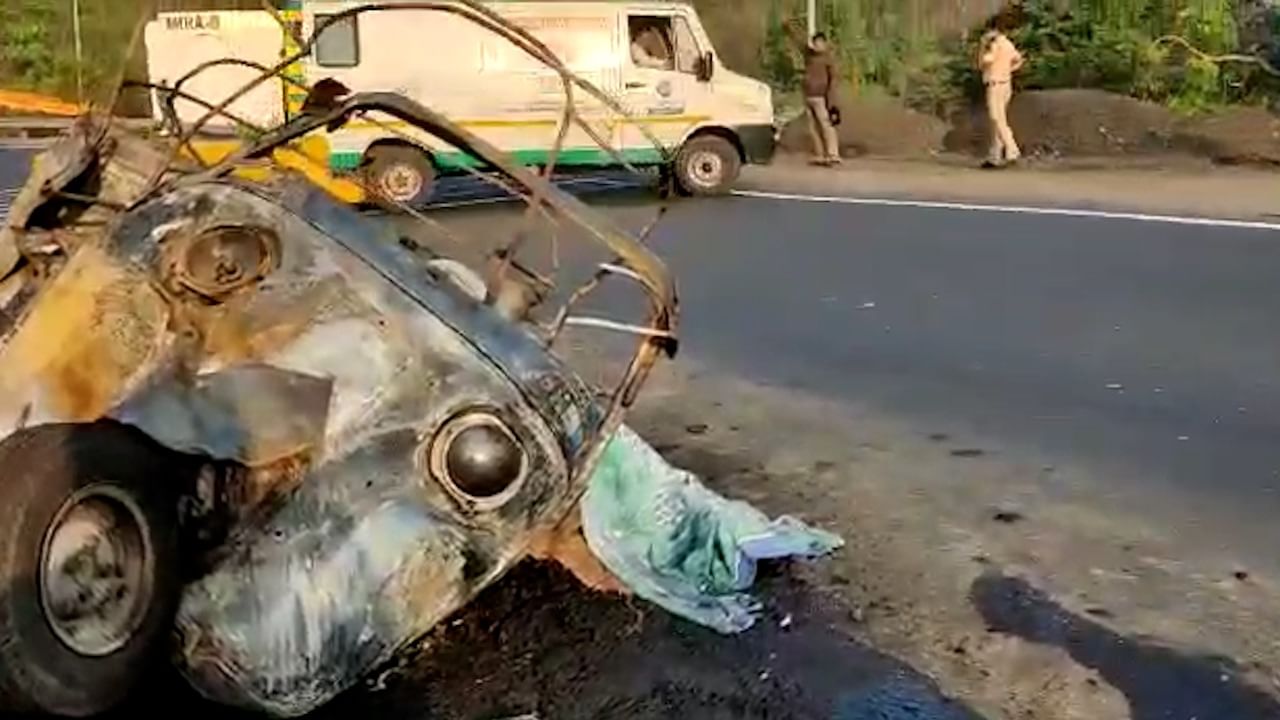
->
[944,88,1280,165]
[945,89,1179,158]
[1176,106,1280,166]
[780,96,949,158]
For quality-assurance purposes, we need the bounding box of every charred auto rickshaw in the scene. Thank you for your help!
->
[0,3,678,716]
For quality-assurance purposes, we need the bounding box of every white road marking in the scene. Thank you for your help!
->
[733,189,1280,232]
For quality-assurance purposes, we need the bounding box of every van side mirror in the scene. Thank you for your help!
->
[696,52,715,82]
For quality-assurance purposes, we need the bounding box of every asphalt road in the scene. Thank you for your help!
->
[0,148,30,218]
[634,193,1280,566]
[0,146,641,218]
[3,145,1279,717]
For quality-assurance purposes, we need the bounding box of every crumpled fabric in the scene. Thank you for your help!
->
[581,424,844,634]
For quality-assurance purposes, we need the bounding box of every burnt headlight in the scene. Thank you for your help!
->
[172,225,278,302]
[428,410,527,507]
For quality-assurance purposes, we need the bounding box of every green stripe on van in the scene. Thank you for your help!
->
[330,147,666,172]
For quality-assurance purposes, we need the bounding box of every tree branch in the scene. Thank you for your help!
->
[1152,35,1280,78]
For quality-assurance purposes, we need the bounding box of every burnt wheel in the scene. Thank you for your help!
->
[0,422,184,717]
[362,144,437,210]
[674,135,741,196]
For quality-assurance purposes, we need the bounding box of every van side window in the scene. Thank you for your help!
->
[672,16,702,75]
[315,14,359,68]
[627,16,673,71]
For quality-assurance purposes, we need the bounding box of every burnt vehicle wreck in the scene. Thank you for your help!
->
[0,3,838,717]
[0,3,675,715]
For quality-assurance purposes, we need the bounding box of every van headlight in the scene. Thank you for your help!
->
[428,410,527,505]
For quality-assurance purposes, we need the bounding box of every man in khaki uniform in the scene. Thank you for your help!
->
[979,24,1024,167]
[802,33,841,166]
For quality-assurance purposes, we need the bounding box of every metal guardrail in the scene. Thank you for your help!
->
[0,117,154,147]
[0,117,74,139]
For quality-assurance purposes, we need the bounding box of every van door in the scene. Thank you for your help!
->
[618,8,708,160]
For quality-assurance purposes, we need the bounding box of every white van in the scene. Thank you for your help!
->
[145,2,776,203]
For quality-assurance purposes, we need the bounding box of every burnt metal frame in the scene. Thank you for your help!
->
[121,0,680,473]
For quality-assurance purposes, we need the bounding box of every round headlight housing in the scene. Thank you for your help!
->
[172,225,278,302]
[428,410,527,507]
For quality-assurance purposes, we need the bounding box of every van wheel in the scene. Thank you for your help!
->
[674,136,741,196]
[363,145,436,210]
[0,423,184,717]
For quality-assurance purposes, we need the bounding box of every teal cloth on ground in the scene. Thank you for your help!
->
[581,425,844,634]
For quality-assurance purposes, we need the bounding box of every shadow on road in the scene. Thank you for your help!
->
[971,571,1280,720]
[422,169,656,210]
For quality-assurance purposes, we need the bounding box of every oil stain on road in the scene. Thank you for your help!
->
[971,571,1280,720]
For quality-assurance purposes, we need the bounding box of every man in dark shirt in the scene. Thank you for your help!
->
[803,33,841,166]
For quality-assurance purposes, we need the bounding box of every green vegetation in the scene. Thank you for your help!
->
[748,0,1278,114]
[1,0,1275,116]
[0,0,261,106]
[1002,0,1271,113]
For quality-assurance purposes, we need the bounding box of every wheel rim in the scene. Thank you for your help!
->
[40,486,154,657]
[378,162,425,203]
[687,150,724,189]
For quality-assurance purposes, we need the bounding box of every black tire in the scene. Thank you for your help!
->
[674,135,741,196]
[0,422,185,717]
[362,144,437,210]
